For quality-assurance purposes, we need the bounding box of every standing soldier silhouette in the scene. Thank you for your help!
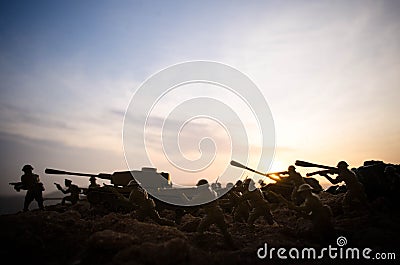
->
[21,164,45,211]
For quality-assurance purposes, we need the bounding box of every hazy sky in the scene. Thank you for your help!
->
[0,0,399,195]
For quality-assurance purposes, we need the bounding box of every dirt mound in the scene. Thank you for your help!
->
[1,193,399,265]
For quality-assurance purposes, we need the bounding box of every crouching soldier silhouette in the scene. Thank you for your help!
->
[19,164,45,211]
[88,176,100,189]
[272,184,334,240]
[240,178,274,226]
[128,180,174,226]
[231,180,251,223]
[279,165,306,205]
[320,161,368,214]
[184,179,235,249]
[55,179,80,205]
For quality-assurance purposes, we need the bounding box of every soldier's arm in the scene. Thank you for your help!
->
[320,170,341,184]
[293,202,312,213]
[55,183,67,193]
[277,175,289,181]
[239,191,250,201]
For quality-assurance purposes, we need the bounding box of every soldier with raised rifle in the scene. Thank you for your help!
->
[302,160,368,214]
[55,179,81,205]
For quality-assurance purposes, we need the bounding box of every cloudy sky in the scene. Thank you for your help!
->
[0,0,399,195]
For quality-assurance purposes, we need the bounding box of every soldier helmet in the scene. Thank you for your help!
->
[384,166,395,174]
[65,179,72,185]
[243,178,252,184]
[127,180,139,187]
[226,182,234,189]
[297,183,313,192]
[196,179,209,186]
[288,165,296,171]
[337,161,349,168]
[22,164,33,171]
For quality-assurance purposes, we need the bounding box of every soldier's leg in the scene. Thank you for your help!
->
[174,208,185,224]
[71,196,79,205]
[134,207,148,222]
[62,195,72,205]
[233,208,248,223]
[24,191,34,211]
[291,187,304,205]
[234,205,249,223]
[214,214,235,248]
[35,191,45,210]
[342,191,353,214]
[197,215,213,234]
[248,207,262,225]
[232,208,241,222]
[291,187,297,202]
[263,208,274,225]
[148,208,175,226]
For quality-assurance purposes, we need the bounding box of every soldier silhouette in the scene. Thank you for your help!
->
[128,180,174,226]
[231,180,251,223]
[271,184,334,240]
[55,179,80,205]
[20,164,45,211]
[88,176,100,189]
[184,179,235,248]
[278,165,306,205]
[320,161,368,213]
[240,178,274,226]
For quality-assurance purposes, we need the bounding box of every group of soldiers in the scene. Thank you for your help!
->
[10,165,83,211]
[11,160,398,247]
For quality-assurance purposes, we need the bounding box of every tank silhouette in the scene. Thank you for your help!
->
[45,167,200,213]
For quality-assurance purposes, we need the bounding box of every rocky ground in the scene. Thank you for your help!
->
[0,192,399,265]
